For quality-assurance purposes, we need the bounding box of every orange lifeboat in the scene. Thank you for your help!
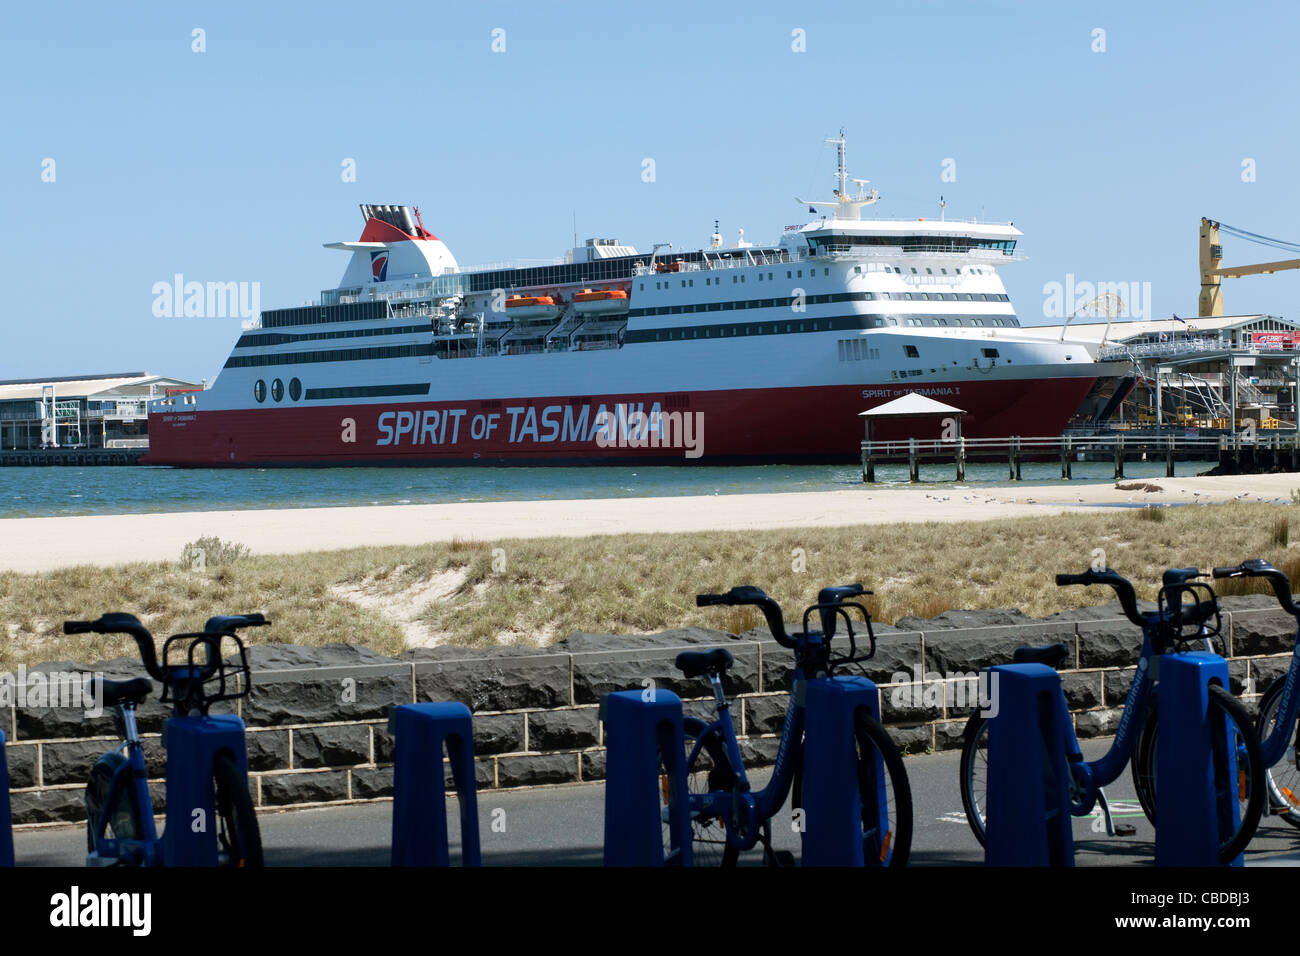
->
[504,294,561,321]
[572,288,631,316]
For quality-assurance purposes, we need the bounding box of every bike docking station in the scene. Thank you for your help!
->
[390,702,481,867]
[801,675,883,867]
[1155,652,1243,867]
[601,688,692,866]
[0,729,13,867]
[982,663,1075,866]
[162,715,256,866]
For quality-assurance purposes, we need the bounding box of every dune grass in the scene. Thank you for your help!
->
[0,502,1297,669]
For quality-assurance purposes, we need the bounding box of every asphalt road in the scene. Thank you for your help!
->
[15,740,1300,866]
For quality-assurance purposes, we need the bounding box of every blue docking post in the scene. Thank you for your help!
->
[801,675,882,866]
[391,702,481,867]
[1156,653,1240,867]
[0,730,13,867]
[162,714,254,866]
[984,663,1075,866]
[602,689,691,866]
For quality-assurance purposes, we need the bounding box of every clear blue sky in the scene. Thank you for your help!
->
[3,0,1298,383]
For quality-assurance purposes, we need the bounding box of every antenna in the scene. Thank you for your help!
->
[826,128,848,199]
[939,196,947,222]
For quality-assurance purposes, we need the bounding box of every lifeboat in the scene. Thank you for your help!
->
[572,288,630,316]
[504,294,561,321]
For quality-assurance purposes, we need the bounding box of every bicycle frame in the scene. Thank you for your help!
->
[688,666,807,850]
[1056,621,1216,815]
[88,704,161,866]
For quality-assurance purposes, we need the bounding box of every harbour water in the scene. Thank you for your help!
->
[0,460,1218,519]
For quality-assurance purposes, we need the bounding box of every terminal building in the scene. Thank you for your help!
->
[0,372,201,452]
[1019,314,1300,432]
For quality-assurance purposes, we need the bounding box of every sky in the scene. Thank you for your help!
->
[3,0,1299,383]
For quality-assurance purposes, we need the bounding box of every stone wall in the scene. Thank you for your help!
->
[5,595,1293,826]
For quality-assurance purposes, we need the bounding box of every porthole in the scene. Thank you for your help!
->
[254,379,267,403]
[271,378,285,402]
[289,377,303,401]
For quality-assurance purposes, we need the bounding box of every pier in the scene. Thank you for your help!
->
[859,432,1300,482]
[0,447,145,467]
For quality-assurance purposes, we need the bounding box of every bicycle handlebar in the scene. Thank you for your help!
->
[696,586,794,647]
[63,613,164,681]
[62,612,272,682]
[1213,559,1300,616]
[1055,568,1145,627]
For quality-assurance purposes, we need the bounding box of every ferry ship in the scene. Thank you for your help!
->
[146,136,1122,466]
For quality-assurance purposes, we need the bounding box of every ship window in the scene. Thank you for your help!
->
[904,345,920,358]
[982,348,1001,358]
[769,273,774,280]
[254,380,266,403]
[935,318,947,326]
[797,271,802,278]
[940,269,947,274]
[887,318,898,326]
[904,293,913,300]
[787,271,793,279]
[838,340,846,361]
[289,378,302,401]
[911,268,917,274]
[271,378,285,402]
[639,283,644,291]
[926,268,933,275]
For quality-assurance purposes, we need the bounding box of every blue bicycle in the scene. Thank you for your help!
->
[670,584,912,866]
[1213,559,1300,828]
[64,612,266,867]
[958,566,1264,864]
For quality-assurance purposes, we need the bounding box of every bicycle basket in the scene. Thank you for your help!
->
[802,601,877,666]
[1156,581,1223,652]
[158,631,252,710]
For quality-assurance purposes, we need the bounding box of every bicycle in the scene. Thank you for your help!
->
[64,612,267,867]
[958,566,1264,864]
[1212,559,1300,828]
[670,584,912,866]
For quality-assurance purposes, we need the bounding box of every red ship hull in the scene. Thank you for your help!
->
[144,377,1099,466]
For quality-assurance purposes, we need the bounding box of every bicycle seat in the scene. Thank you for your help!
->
[1011,643,1069,668]
[90,676,153,707]
[675,648,734,678]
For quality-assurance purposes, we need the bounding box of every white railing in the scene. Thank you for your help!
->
[860,432,1296,461]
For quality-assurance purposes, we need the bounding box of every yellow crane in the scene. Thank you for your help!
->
[1199,218,1300,316]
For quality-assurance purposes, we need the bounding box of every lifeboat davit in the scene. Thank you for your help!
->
[504,294,561,321]
[572,288,630,316]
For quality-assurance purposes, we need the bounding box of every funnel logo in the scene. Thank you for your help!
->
[370,251,389,282]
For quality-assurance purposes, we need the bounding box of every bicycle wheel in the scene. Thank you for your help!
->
[856,712,912,867]
[84,751,144,856]
[1256,676,1300,829]
[660,716,738,866]
[213,750,263,867]
[1130,684,1264,863]
[958,711,991,847]
[1131,705,1158,827]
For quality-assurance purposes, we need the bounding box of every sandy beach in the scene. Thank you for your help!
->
[1,472,1295,574]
